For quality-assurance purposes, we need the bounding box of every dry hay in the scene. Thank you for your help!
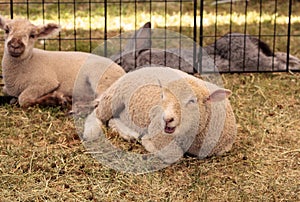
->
[0,72,299,201]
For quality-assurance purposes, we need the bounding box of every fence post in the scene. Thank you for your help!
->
[104,0,107,57]
[286,0,293,72]
[193,0,197,73]
[198,0,204,74]
[10,0,13,19]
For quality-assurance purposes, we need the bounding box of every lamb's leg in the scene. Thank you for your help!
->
[83,110,104,141]
[18,80,60,107]
[95,83,125,123]
[109,118,141,141]
[2,86,8,95]
[2,86,18,104]
[275,52,300,70]
[95,91,114,122]
[33,91,71,107]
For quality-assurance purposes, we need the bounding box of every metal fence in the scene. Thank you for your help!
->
[0,0,299,73]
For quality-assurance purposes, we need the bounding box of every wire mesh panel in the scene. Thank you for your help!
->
[0,0,299,73]
[199,0,296,73]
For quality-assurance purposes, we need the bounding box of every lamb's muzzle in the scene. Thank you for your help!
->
[7,37,25,57]
[163,117,176,134]
[164,125,176,134]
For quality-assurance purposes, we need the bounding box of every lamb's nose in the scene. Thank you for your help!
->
[8,38,23,48]
[164,117,174,124]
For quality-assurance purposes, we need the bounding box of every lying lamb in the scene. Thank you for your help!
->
[0,16,125,107]
[111,22,300,73]
[84,67,237,163]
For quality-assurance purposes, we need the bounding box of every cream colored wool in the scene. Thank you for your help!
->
[92,67,236,162]
[0,16,125,107]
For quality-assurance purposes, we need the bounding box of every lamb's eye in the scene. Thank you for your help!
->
[29,32,35,38]
[116,58,121,65]
[4,28,9,34]
[187,97,197,105]
[188,99,195,104]
[161,92,165,100]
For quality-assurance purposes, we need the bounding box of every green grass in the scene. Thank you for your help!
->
[0,1,300,201]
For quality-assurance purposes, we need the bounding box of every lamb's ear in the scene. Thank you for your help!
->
[205,89,232,103]
[0,16,7,30]
[36,23,61,39]
[124,22,152,54]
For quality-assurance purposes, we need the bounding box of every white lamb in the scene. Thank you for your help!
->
[85,67,237,163]
[0,16,125,107]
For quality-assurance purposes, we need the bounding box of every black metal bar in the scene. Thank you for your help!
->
[242,0,248,71]
[149,0,152,24]
[214,0,218,70]
[272,0,278,71]
[164,0,167,67]
[4,0,191,5]
[42,34,291,42]
[198,0,204,74]
[179,0,182,70]
[119,0,122,60]
[228,0,233,72]
[104,0,107,56]
[193,0,197,73]
[149,0,152,66]
[42,0,46,50]
[73,0,77,51]
[89,0,92,53]
[199,0,203,48]
[134,0,137,68]
[57,0,61,51]
[257,0,263,71]
[286,0,293,72]
[4,0,195,4]
[10,0,13,19]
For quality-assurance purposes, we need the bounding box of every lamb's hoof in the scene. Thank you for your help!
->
[275,52,300,70]
[288,57,300,70]
[50,91,71,106]
[10,97,18,105]
[108,119,138,142]
[0,96,17,105]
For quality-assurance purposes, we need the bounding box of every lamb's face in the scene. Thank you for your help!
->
[113,50,149,72]
[141,83,199,154]
[128,84,184,134]
[128,84,181,131]
[0,16,60,60]
[160,88,182,134]
[1,19,38,59]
